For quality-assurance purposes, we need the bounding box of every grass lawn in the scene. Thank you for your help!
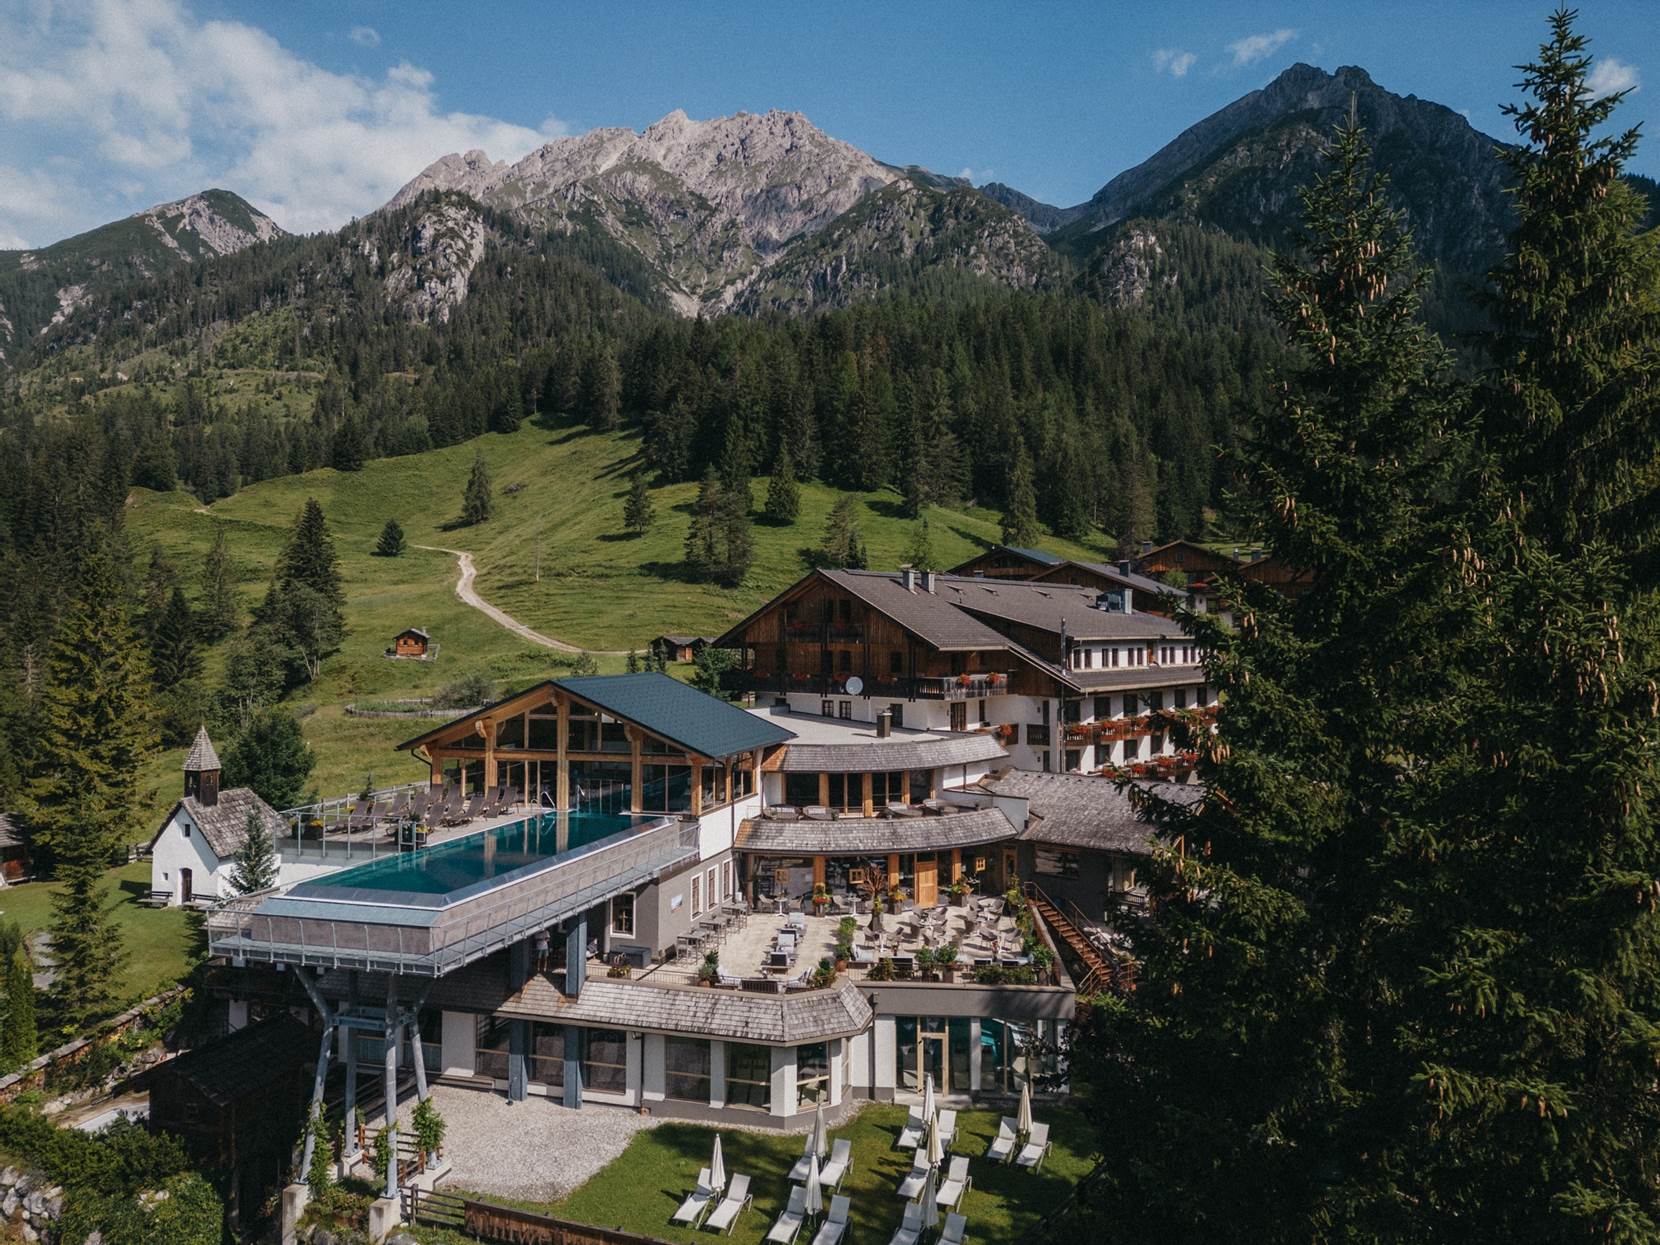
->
[0,860,199,1011]
[124,420,1114,831]
[440,1105,1094,1245]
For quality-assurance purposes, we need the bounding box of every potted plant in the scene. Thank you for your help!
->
[812,957,838,989]
[1029,944,1056,983]
[869,892,886,933]
[696,950,721,986]
[868,956,896,982]
[938,940,960,982]
[914,947,937,981]
[946,877,973,907]
[411,1096,446,1170]
[837,916,859,942]
[810,884,831,912]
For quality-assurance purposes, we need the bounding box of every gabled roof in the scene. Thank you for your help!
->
[1033,559,1184,600]
[935,576,1184,641]
[396,627,430,640]
[183,726,221,773]
[150,788,286,859]
[152,1012,312,1108]
[980,769,1204,854]
[949,545,1064,572]
[820,570,1019,651]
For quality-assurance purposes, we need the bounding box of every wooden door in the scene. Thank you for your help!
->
[915,855,938,907]
[180,868,193,904]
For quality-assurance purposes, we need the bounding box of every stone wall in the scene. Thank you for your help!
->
[0,1165,63,1243]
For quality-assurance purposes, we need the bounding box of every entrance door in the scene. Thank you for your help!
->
[914,855,939,907]
[920,1018,948,1091]
[180,868,193,904]
[948,701,968,732]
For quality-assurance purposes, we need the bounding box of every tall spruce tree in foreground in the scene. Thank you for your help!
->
[28,544,153,1027]
[461,453,493,525]
[1067,117,1462,1243]
[230,808,278,895]
[763,446,801,525]
[1420,14,1660,1238]
[818,496,867,569]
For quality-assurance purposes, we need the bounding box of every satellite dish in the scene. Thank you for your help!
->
[844,676,864,695]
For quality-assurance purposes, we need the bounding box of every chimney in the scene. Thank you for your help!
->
[1140,540,1153,557]
[877,710,892,739]
[900,568,917,591]
[920,570,936,594]
[1117,559,1134,577]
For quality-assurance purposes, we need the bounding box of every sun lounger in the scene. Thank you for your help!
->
[804,805,834,821]
[851,943,876,965]
[672,1167,720,1226]
[344,799,375,831]
[887,1201,925,1245]
[985,1116,1018,1163]
[895,1107,927,1149]
[896,1154,930,1200]
[1014,1121,1051,1170]
[447,792,485,825]
[766,1185,808,1244]
[810,1195,850,1245]
[939,1212,968,1245]
[936,1156,971,1210]
[767,950,794,971]
[501,784,519,811]
[820,1138,852,1190]
[788,1128,819,1182]
[936,1109,957,1149]
[704,1172,751,1234]
[410,789,429,819]
[379,793,410,824]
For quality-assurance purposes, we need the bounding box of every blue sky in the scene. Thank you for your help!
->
[1,0,1655,248]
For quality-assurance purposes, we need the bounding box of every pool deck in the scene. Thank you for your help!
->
[275,802,554,872]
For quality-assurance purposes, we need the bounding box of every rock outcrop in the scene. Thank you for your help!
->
[0,1166,65,1243]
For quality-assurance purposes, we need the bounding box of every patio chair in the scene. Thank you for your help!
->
[380,792,410,824]
[936,1108,958,1150]
[895,1105,927,1150]
[704,1173,752,1234]
[939,1212,968,1245]
[765,1185,808,1245]
[788,1127,819,1182]
[1014,1121,1051,1170]
[672,1167,720,1226]
[851,943,876,965]
[784,968,814,992]
[410,789,430,820]
[344,800,375,832]
[768,806,800,821]
[888,1200,925,1245]
[435,789,463,825]
[936,1156,971,1211]
[820,1138,852,1191]
[810,1195,850,1245]
[985,1116,1018,1163]
[449,792,485,825]
[896,1153,930,1200]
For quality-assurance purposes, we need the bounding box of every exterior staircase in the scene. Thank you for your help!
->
[1025,884,1135,997]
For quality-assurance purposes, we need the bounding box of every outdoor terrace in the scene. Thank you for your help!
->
[636,898,1057,992]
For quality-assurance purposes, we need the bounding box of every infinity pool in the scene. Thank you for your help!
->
[290,809,649,903]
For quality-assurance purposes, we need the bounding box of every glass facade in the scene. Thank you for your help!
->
[584,1028,629,1094]
[796,1041,831,1110]
[664,1036,711,1103]
[530,1022,564,1087]
[726,1042,772,1111]
[475,1016,511,1081]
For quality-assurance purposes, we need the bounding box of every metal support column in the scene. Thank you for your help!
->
[563,1027,584,1110]
[342,971,360,1163]
[295,969,336,1186]
[383,975,400,1202]
[507,940,530,1102]
[564,914,587,998]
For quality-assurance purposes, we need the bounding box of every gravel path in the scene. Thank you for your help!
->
[415,545,594,655]
[433,1085,660,1201]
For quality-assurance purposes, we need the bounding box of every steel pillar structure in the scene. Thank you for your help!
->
[341,971,360,1163]
[564,914,587,998]
[383,975,400,1202]
[295,969,336,1185]
[563,1026,584,1110]
[507,940,531,1102]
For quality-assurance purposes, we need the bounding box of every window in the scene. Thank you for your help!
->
[838,701,852,720]
[1175,688,1188,710]
[889,651,903,675]
[612,892,635,936]
[528,716,558,750]
[1146,690,1164,712]
[978,699,988,725]
[797,1042,831,1109]
[889,702,905,727]
[705,867,717,911]
[691,873,702,917]
[1036,847,1081,878]
[949,702,968,732]
[1123,736,1140,762]
[895,1018,920,1092]
[1026,724,1050,747]
[1094,695,1110,719]
[1064,749,1081,772]
[821,700,835,718]
[1123,693,1137,716]
[664,1037,711,1103]
[475,1016,512,1081]
[530,1023,564,1087]
[722,860,734,899]
[1109,647,1120,668]
[583,1029,629,1094]
[726,1043,772,1111]
[1198,684,1210,705]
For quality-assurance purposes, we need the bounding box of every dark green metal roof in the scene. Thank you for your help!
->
[555,673,795,759]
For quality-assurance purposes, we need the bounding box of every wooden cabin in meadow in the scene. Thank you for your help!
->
[649,634,710,664]
[391,627,431,658]
[0,812,29,883]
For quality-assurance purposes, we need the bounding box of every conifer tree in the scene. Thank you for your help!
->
[330,414,366,471]
[461,452,494,525]
[374,519,406,558]
[763,445,801,525]
[2,942,36,1071]
[1070,116,1462,1241]
[623,471,654,536]
[1000,439,1040,547]
[684,468,723,579]
[582,343,622,430]
[223,707,315,809]
[818,496,867,569]
[230,808,279,894]
[278,500,345,613]
[715,481,754,587]
[197,527,238,642]
[626,649,640,674]
[150,586,200,688]
[904,515,936,572]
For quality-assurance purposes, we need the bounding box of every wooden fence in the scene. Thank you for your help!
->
[405,1188,676,1245]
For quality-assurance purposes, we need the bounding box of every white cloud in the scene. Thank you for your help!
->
[1228,28,1297,67]
[348,25,380,48]
[0,0,566,244]
[956,166,994,183]
[1153,48,1196,78]
[1587,56,1640,99]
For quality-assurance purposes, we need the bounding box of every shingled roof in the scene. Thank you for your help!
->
[776,731,1008,774]
[0,812,22,851]
[936,577,1183,640]
[183,726,221,772]
[981,770,1203,855]
[739,805,1019,855]
[498,975,873,1045]
[149,788,287,859]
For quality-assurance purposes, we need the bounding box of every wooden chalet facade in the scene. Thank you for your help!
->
[1136,539,1241,580]
[948,545,1064,580]
[391,627,430,658]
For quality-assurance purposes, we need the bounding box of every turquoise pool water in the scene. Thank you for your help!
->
[290,810,645,901]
